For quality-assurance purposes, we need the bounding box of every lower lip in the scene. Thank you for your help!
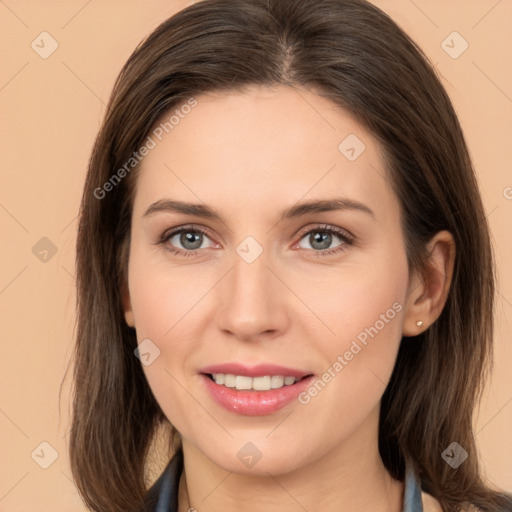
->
[201,374,314,416]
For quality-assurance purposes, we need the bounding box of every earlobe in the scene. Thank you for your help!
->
[120,280,135,328]
[402,230,456,336]
[124,310,135,328]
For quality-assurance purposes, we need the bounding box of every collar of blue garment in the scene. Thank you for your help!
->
[150,450,424,512]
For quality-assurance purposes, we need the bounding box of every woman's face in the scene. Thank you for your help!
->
[124,85,412,475]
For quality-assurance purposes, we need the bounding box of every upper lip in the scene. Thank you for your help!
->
[200,363,313,378]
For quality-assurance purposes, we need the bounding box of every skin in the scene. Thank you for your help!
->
[123,85,455,512]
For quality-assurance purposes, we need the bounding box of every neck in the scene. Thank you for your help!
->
[177,409,403,512]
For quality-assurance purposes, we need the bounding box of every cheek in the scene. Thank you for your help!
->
[298,254,407,413]
[127,245,211,339]
[127,254,206,435]
[305,256,407,357]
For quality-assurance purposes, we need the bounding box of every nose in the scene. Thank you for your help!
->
[215,250,290,342]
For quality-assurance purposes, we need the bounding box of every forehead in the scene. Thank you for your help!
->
[132,85,399,223]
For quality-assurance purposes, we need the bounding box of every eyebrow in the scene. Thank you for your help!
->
[142,198,375,223]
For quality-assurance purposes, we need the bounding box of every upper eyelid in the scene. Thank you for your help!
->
[161,223,212,239]
[295,224,353,240]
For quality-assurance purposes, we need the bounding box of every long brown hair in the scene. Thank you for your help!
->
[70,0,512,510]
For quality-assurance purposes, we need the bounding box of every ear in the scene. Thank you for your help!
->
[120,278,135,328]
[402,230,456,336]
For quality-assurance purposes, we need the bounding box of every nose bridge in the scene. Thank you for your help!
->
[215,242,287,339]
[232,248,270,300]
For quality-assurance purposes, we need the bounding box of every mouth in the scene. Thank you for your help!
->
[199,363,314,416]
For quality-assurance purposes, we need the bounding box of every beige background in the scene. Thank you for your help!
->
[1,0,511,509]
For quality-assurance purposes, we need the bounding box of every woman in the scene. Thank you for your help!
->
[69,0,512,511]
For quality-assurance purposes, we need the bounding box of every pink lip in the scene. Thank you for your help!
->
[200,363,311,378]
[199,363,314,416]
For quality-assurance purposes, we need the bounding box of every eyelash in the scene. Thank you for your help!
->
[157,223,354,258]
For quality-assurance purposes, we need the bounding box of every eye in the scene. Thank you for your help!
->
[157,223,354,258]
[295,224,353,256]
[158,225,216,256]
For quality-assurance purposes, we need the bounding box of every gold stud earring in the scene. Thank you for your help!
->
[416,320,424,327]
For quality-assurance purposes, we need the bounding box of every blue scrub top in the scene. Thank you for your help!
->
[142,450,428,512]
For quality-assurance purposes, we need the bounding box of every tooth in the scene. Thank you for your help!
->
[235,375,253,390]
[212,373,299,389]
[224,374,236,387]
[253,376,271,391]
[270,375,285,389]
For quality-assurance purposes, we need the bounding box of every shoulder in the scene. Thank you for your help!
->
[421,491,442,512]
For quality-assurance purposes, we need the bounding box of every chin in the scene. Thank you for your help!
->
[193,437,315,477]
